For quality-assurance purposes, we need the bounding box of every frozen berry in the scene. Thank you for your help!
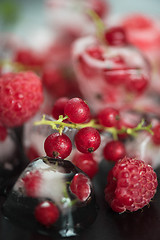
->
[105,26,128,46]
[22,170,41,197]
[103,140,126,162]
[75,127,101,153]
[98,107,120,127]
[70,173,91,201]
[52,97,69,120]
[44,133,72,159]
[105,157,158,213]
[64,97,90,123]
[72,152,98,179]
[0,71,43,127]
[35,201,59,227]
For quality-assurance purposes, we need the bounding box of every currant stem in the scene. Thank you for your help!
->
[34,115,153,139]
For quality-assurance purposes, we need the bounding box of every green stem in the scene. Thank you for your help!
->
[34,115,153,139]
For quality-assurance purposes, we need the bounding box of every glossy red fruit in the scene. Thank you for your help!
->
[105,157,158,213]
[35,201,59,226]
[52,97,69,120]
[44,133,72,159]
[72,152,98,179]
[0,125,7,141]
[70,173,91,201]
[98,107,120,127]
[103,140,126,162]
[22,170,41,197]
[64,97,90,123]
[152,124,160,145]
[105,26,128,46]
[75,127,101,153]
[0,71,43,127]
[125,72,149,94]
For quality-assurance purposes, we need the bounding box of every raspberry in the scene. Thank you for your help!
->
[70,173,91,201]
[105,157,158,213]
[0,71,43,127]
[22,170,41,197]
[34,201,59,227]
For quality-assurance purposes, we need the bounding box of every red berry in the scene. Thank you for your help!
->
[0,71,43,127]
[86,46,104,61]
[72,152,98,179]
[70,173,91,201]
[52,97,69,120]
[22,170,41,197]
[34,201,59,226]
[26,146,40,162]
[105,157,158,213]
[44,133,72,159]
[0,125,7,141]
[105,26,128,46]
[78,56,98,78]
[64,97,90,124]
[98,107,120,127]
[152,124,160,145]
[89,0,108,18]
[75,127,101,153]
[125,72,149,94]
[103,140,126,162]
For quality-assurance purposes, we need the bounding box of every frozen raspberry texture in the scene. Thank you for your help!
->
[3,157,97,237]
[0,71,43,127]
[105,157,158,213]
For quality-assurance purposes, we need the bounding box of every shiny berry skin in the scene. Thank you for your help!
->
[152,124,160,145]
[52,97,69,120]
[105,26,128,46]
[0,71,43,127]
[103,140,126,162]
[75,127,101,153]
[72,152,98,179]
[98,107,120,127]
[70,173,91,201]
[34,201,59,227]
[44,133,72,159]
[105,157,158,213]
[64,98,90,124]
[0,125,7,141]
[22,170,41,197]
[125,72,149,94]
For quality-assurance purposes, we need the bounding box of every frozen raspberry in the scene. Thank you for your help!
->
[70,173,91,201]
[22,170,41,197]
[34,201,59,227]
[105,157,158,213]
[0,71,43,127]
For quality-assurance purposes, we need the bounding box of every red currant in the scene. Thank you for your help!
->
[105,26,128,46]
[103,140,126,162]
[152,124,160,145]
[72,152,98,179]
[86,46,104,61]
[26,146,40,162]
[70,173,91,201]
[75,127,101,153]
[22,170,41,197]
[125,72,149,94]
[44,133,72,159]
[52,97,69,120]
[98,107,120,127]
[90,0,108,18]
[64,97,90,123]
[34,201,59,226]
